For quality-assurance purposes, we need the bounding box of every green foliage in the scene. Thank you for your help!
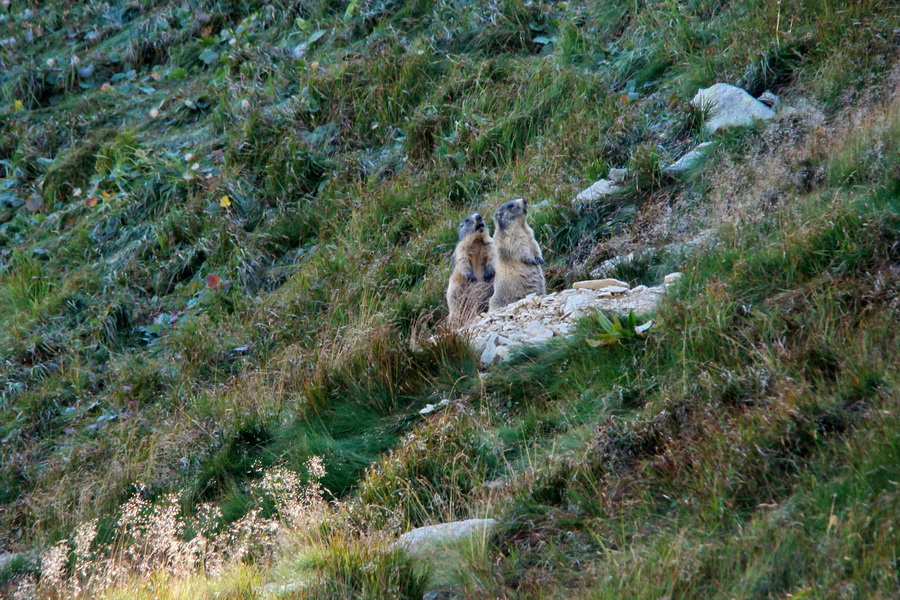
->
[585,310,650,347]
[0,255,54,321]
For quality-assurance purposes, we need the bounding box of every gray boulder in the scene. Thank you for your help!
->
[692,83,775,134]
[397,518,498,559]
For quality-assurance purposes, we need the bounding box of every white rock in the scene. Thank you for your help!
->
[605,285,630,294]
[522,322,554,343]
[550,324,573,337]
[664,272,684,288]
[692,83,775,134]
[574,178,621,205]
[630,285,647,293]
[663,142,714,176]
[397,519,498,558]
[480,340,498,365]
[495,346,510,362]
[419,399,450,415]
[573,278,630,291]
[566,294,601,317]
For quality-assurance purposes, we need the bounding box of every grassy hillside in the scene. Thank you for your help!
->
[0,0,898,597]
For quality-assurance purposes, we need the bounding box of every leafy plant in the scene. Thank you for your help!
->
[585,310,652,347]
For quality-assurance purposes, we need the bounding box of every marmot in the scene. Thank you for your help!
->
[488,198,545,311]
[446,213,496,327]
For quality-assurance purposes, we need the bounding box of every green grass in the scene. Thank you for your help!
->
[0,0,898,597]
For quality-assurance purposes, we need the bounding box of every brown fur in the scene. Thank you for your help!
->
[489,198,545,311]
[447,213,496,327]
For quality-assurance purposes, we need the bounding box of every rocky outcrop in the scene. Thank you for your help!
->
[460,279,668,365]
[692,83,775,134]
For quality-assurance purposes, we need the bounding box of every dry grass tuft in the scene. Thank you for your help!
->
[13,460,330,600]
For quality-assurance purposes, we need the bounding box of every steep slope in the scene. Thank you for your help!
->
[0,0,897,598]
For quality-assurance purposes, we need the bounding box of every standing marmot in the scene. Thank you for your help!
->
[446,213,496,327]
[489,198,545,311]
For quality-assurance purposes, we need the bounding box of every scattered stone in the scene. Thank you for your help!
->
[692,83,775,134]
[24,194,42,212]
[420,399,451,415]
[76,63,95,79]
[471,336,489,354]
[574,178,621,205]
[757,90,781,111]
[664,272,684,288]
[663,142,714,176]
[494,345,510,362]
[607,167,628,183]
[0,191,23,209]
[0,552,20,570]
[397,519,498,559]
[573,278,630,291]
[480,340,498,365]
[603,285,630,294]
[522,321,554,344]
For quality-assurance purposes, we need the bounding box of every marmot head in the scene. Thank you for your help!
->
[457,212,486,240]
[493,198,527,231]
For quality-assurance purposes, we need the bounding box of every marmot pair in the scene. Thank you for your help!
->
[446,199,545,326]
